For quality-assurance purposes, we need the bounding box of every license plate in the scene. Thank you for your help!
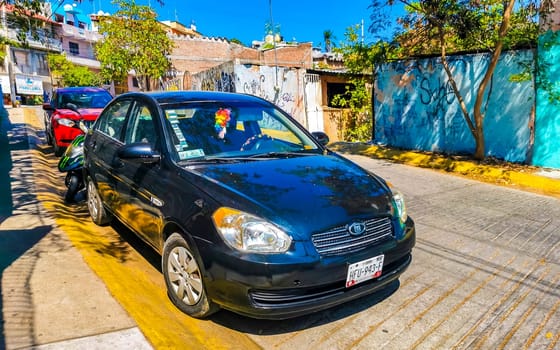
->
[346,254,384,288]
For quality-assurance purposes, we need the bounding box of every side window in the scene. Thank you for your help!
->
[125,103,158,147]
[95,99,130,141]
[257,110,301,145]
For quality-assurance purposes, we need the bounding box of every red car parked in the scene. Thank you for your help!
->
[43,87,112,156]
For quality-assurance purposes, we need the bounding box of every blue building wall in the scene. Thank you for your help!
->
[534,31,560,169]
[375,50,536,164]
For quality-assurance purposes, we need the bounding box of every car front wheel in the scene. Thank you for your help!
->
[162,233,218,318]
[86,178,112,226]
[45,127,53,145]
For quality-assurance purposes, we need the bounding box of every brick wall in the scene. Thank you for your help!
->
[169,35,313,74]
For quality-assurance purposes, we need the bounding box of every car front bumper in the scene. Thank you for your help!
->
[195,222,416,319]
[54,125,83,147]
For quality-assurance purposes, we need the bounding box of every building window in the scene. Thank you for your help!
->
[54,14,64,23]
[69,42,79,55]
[326,82,353,107]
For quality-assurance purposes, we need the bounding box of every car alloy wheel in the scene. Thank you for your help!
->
[86,178,112,226]
[163,233,218,318]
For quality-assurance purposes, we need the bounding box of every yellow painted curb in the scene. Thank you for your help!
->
[329,142,560,199]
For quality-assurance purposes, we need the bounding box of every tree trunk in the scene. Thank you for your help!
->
[472,0,516,160]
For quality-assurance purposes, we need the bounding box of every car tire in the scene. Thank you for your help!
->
[162,233,219,319]
[86,178,112,226]
[64,174,80,203]
[54,142,65,157]
[45,127,53,145]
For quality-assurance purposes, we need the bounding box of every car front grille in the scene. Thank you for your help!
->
[311,217,393,256]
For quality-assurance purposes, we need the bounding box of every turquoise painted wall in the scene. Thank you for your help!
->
[534,31,560,169]
[375,50,535,164]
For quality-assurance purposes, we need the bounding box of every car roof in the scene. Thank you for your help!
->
[118,90,269,106]
[54,87,110,94]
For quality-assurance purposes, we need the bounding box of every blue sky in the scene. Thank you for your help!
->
[73,0,401,48]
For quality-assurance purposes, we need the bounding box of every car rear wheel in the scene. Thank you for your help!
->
[86,178,112,226]
[163,233,219,318]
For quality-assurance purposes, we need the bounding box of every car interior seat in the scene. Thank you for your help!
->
[137,119,157,145]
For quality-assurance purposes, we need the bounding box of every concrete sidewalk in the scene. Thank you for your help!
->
[0,106,152,349]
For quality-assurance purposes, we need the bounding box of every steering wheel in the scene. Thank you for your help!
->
[240,134,272,151]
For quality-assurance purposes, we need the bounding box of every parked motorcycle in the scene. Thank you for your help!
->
[58,110,87,203]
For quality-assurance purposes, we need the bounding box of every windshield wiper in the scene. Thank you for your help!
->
[183,156,259,165]
[246,151,318,159]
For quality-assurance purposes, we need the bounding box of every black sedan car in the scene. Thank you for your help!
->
[83,91,415,319]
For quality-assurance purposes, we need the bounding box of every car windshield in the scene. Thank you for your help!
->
[161,101,321,162]
[58,91,112,109]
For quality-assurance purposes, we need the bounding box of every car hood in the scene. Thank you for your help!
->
[56,108,102,121]
[190,154,394,238]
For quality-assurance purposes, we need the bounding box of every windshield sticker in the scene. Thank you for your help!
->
[168,110,191,155]
[179,149,205,159]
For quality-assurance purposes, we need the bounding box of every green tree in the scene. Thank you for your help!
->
[368,0,550,160]
[323,29,336,52]
[48,54,102,87]
[95,0,174,91]
[333,25,396,141]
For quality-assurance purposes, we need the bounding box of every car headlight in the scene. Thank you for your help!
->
[58,118,76,127]
[391,189,408,223]
[212,207,292,253]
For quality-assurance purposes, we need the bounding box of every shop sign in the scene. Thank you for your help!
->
[15,75,43,95]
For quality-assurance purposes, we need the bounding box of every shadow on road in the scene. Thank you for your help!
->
[0,226,51,350]
[0,109,15,224]
[110,220,162,271]
[210,279,400,335]
[0,110,52,350]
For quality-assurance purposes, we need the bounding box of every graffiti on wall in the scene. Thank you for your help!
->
[192,62,237,93]
[159,76,182,91]
[191,64,305,124]
[375,50,535,163]
[235,65,304,123]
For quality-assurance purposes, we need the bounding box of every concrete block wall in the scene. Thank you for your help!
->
[374,50,542,165]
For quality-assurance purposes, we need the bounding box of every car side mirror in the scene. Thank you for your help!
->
[42,103,53,111]
[117,142,161,164]
[311,131,329,146]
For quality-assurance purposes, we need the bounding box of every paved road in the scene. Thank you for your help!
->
[1,107,559,349]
